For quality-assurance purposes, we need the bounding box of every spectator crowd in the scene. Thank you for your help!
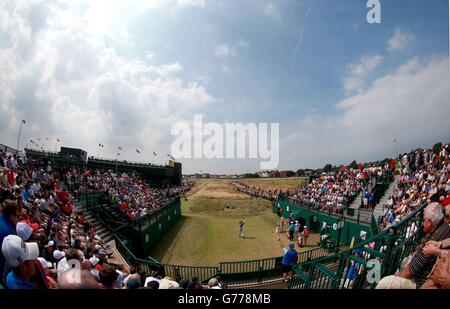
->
[291,165,392,214]
[0,148,212,289]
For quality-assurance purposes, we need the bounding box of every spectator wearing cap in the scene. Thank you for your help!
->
[89,257,100,280]
[0,200,19,283]
[1,235,44,289]
[159,277,180,289]
[42,241,55,265]
[144,271,161,287]
[377,203,450,289]
[53,244,65,265]
[16,222,34,241]
[281,243,298,283]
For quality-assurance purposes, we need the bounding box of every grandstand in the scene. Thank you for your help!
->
[0,142,449,289]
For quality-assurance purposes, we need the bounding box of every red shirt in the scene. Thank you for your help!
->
[6,170,15,185]
[63,203,73,215]
[441,196,450,207]
[57,191,69,203]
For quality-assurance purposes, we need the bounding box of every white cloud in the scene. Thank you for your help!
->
[342,54,383,95]
[214,44,232,58]
[145,50,155,60]
[137,0,206,10]
[237,38,249,48]
[284,56,450,169]
[262,3,280,20]
[387,28,414,52]
[213,40,249,58]
[0,0,214,163]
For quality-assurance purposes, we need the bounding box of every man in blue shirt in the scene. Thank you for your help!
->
[21,184,32,206]
[0,200,19,284]
[282,243,298,283]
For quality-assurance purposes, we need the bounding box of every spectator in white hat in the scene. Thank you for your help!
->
[16,222,33,241]
[89,257,100,280]
[1,235,40,289]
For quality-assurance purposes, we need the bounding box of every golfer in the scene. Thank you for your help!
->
[238,220,246,238]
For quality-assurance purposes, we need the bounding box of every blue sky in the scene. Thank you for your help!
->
[0,0,449,173]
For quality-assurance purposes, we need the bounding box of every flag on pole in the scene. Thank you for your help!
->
[136,149,141,154]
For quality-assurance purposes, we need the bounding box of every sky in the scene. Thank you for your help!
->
[0,0,449,174]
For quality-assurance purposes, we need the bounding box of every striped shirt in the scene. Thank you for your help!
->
[409,222,450,288]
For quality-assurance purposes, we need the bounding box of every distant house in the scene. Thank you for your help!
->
[258,171,271,178]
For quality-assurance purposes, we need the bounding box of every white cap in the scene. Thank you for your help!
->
[159,278,180,289]
[16,222,33,241]
[53,250,65,260]
[44,240,55,248]
[1,235,39,268]
[89,257,99,266]
[37,257,52,269]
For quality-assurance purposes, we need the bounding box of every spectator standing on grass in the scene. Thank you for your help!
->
[289,221,295,241]
[294,221,300,238]
[302,226,310,247]
[281,243,298,283]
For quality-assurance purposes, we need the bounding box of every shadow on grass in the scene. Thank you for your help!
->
[148,216,190,261]
[241,236,256,239]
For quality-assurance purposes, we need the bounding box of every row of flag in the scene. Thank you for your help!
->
[98,143,174,159]
[28,138,176,162]
[29,138,61,146]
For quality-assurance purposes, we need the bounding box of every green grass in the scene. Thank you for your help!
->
[149,178,318,266]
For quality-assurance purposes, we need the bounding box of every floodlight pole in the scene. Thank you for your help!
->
[16,120,25,153]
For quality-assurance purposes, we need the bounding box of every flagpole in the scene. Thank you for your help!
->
[16,120,25,153]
